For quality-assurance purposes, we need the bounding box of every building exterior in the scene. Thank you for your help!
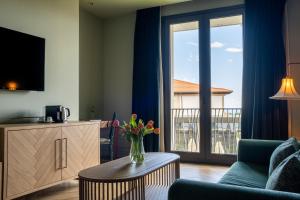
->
[172,79,233,108]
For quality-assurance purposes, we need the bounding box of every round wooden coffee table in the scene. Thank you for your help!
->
[78,152,180,200]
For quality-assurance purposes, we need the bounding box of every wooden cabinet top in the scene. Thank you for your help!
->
[0,121,100,131]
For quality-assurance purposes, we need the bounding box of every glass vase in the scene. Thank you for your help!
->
[130,136,145,164]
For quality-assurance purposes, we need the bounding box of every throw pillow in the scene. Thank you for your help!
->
[266,150,300,193]
[269,137,299,176]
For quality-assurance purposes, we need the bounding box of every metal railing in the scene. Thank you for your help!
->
[171,108,241,155]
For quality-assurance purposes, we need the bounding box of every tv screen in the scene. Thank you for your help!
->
[0,27,45,91]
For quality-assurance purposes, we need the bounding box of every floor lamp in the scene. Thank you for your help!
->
[270,4,300,137]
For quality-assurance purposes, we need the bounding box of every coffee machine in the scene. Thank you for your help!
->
[45,105,70,123]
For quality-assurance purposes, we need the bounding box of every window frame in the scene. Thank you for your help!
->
[162,5,245,165]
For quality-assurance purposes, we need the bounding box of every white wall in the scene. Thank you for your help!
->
[102,13,136,156]
[0,0,79,123]
[173,95,224,108]
[79,9,103,120]
[287,0,300,139]
[102,14,136,122]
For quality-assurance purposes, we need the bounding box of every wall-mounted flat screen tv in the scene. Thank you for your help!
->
[0,27,45,91]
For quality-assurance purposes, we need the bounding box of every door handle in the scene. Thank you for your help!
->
[62,138,68,169]
[55,139,62,170]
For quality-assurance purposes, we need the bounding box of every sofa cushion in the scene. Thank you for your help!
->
[219,161,268,188]
[266,150,300,193]
[269,137,299,176]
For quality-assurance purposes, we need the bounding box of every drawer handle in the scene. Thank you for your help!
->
[62,138,68,169]
[55,139,62,170]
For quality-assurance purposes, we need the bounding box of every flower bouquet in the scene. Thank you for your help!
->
[119,114,159,164]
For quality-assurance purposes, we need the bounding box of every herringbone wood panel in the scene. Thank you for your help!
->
[7,128,62,197]
[62,124,99,180]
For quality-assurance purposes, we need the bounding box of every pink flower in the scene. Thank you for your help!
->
[138,121,144,129]
[132,127,140,135]
[120,128,127,134]
[112,120,120,127]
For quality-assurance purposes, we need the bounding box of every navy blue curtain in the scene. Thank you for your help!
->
[132,7,160,152]
[241,0,288,140]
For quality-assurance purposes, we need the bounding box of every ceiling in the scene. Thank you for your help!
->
[80,0,191,18]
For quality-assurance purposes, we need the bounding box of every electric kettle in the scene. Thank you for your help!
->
[60,106,70,122]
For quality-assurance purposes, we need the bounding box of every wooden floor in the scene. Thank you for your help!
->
[16,163,229,200]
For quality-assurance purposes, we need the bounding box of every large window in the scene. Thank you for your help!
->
[163,6,244,164]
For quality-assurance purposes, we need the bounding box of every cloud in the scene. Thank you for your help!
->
[187,53,199,62]
[186,42,198,47]
[187,53,193,62]
[225,47,243,53]
[211,41,224,48]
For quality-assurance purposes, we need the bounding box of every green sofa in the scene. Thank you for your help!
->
[168,139,300,200]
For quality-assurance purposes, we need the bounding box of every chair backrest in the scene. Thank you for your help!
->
[108,112,117,141]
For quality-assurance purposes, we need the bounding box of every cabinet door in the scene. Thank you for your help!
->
[7,128,61,197]
[61,124,99,180]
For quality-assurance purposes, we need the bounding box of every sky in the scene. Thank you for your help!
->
[173,23,243,108]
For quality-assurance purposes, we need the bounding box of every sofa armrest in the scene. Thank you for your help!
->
[237,139,283,166]
[168,179,300,200]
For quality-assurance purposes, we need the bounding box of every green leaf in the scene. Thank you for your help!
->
[143,128,154,135]
[126,133,131,142]
[130,118,137,128]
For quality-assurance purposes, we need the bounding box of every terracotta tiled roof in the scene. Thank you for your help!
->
[173,79,233,95]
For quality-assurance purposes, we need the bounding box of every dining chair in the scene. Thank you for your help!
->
[100,112,118,161]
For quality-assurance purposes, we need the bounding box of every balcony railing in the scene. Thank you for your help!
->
[171,108,241,155]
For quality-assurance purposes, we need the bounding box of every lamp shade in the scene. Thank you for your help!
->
[6,81,17,91]
[270,77,300,100]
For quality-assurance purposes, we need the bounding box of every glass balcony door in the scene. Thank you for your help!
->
[163,6,244,164]
[170,21,201,154]
[210,15,243,159]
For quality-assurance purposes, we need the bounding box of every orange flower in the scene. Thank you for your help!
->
[147,120,154,125]
[146,124,153,129]
[153,128,160,134]
[125,124,131,130]
[146,120,154,129]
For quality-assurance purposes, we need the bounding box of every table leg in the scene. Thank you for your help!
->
[141,177,145,200]
[175,159,180,179]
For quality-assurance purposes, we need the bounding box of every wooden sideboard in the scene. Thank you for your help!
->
[0,121,100,200]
